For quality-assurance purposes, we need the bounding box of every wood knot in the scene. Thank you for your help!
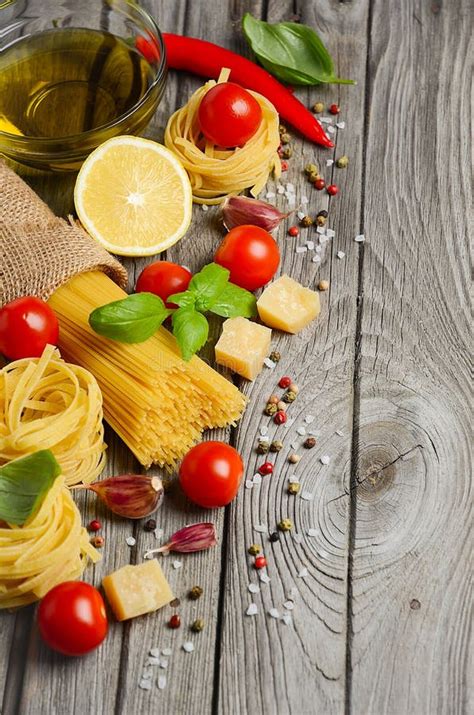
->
[356,448,396,501]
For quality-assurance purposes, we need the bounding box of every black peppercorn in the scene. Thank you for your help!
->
[269,531,280,542]
[144,518,157,532]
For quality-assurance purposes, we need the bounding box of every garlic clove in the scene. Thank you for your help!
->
[77,474,164,519]
[222,196,290,232]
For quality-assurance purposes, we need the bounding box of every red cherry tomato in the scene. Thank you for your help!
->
[136,261,192,308]
[135,34,160,63]
[179,441,244,508]
[214,225,280,291]
[198,82,262,148]
[37,581,108,656]
[0,296,59,360]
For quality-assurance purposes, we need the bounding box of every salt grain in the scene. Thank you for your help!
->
[283,600,295,611]
[269,608,280,619]
[160,660,169,669]
[288,475,300,483]
[246,603,258,616]
[265,191,276,199]
[126,536,136,547]
[326,159,334,167]
[139,680,152,691]
[326,228,336,238]
[264,358,276,369]
[312,255,321,263]
[320,455,331,465]
[337,251,345,259]
[259,572,271,584]
[297,210,306,220]
[172,560,182,569]
[254,524,268,533]
[316,226,326,235]
[296,246,307,254]
[158,675,167,690]
[301,196,309,204]
[154,528,164,540]
[286,182,295,193]
[287,195,296,206]
[182,642,195,653]
[336,430,344,437]
[336,121,346,129]
[298,567,309,578]
[319,235,329,244]
[306,241,315,250]
[149,648,160,658]
[260,426,268,436]
[327,125,336,134]
[277,185,285,194]
[319,116,332,124]
[248,583,260,594]
[245,480,254,490]
[301,491,314,501]
[146,657,161,666]
[296,426,306,436]
[307,528,318,537]
[252,474,262,485]
[355,234,365,242]
[142,669,153,679]
[282,614,293,626]
[315,245,322,253]
[161,648,172,657]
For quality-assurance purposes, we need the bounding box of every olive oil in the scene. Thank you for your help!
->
[0,28,155,139]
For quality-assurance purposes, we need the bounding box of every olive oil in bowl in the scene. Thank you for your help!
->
[0,28,165,170]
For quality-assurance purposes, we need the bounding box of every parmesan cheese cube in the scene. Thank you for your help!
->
[257,275,320,333]
[102,559,174,621]
[215,317,272,380]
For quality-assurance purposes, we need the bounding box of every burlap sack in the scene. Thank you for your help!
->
[0,160,128,306]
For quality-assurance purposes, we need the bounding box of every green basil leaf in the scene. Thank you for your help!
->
[0,451,61,525]
[242,14,354,86]
[167,291,196,308]
[89,292,172,343]
[209,282,257,318]
[188,263,230,312]
[172,308,209,361]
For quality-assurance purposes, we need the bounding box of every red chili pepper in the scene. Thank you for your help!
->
[162,33,333,149]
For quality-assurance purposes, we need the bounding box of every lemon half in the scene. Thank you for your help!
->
[74,136,193,256]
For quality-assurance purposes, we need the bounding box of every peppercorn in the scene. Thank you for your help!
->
[288,453,301,464]
[278,518,293,532]
[329,103,340,115]
[277,400,288,412]
[188,586,203,600]
[317,210,328,218]
[88,519,101,532]
[144,518,157,532]
[191,618,205,633]
[265,402,278,416]
[304,437,317,449]
[280,132,291,144]
[289,383,299,394]
[318,280,330,291]
[254,555,267,569]
[312,101,325,113]
[300,215,313,228]
[281,146,292,159]
[278,376,292,388]
[304,163,318,176]
[279,124,287,134]
[168,614,181,629]
[282,390,297,403]
[288,226,299,237]
[269,531,280,543]
[268,394,279,404]
[274,410,287,425]
[170,597,181,608]
[314,178,326,191]
[258,461,274,476]
[327,184,339,196]
[257,441,270,455]
[281,160,289,171]
[248,544,261,556]
[288,482,301,495]
[90,535,105,548]
[269,351,281,363]
[308,171,320,183]
[336,155,349,168]
[269,440,283,453]
[316,215,327,227]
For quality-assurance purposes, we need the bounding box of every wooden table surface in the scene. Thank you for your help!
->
[1,0,471,713]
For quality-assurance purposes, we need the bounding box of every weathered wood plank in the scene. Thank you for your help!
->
[347,0,472,713]
[218,1,369,713]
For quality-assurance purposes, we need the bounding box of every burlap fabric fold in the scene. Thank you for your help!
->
[0,160,128,306]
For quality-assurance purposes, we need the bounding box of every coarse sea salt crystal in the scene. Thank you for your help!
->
[245,480,253,490]
[146,657,161,666]
[282,613,293,626]
[277,185,285,194]
[355,234,365,242]
[246,603,258,616]
[154,528,164,540]
[259,572,271,584]
[297,210,306,220]
[161,648,172,657]
[142,669,153,679]
[160,660,169,669]
[248,583,260,594]
[264,357,276,369]
[315,245,322,253]
[337,251,345,259]
[296,426,306,436]
[301,491,313,501]
[286,182,295,193]
[336,121,345,129]
[305,415,315,424]
[306,241,315,250]
[201,204,208,212]
[312,255,321,263]
[260,426,268,436]
[307,528,318,537]
[326,228,336,238]
[319,116,332,124]
[319,235,329,245]
[320,455,331,465]
[283,600,295,611]
[301,195,309,204]
[252,474,262,485]
[172,560,182,569]
[126,536,136,547]
[182,642,195,653]
[316,226,326,235]
[336,430,344,437]
[326,159,334,167]
[269,608,280,619]
[149,647,160,658]
[298,567,309,578]
[296,246,307,254]
[158,675,167,690]
[288,475,300,484]
[327,125,336,134]
[139,680,152,691]
[254,524,267,533]
[265,191,276,199]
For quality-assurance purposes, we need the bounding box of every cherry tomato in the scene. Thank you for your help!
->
[179,441,244,508]
[214,225,280,291]
[0,296,59,361]
[37,581,108,656]
[198,82,262,148]
[136,261,192,308]
[135,34,160,63]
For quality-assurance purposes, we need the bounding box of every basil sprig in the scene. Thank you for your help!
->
[0,451,61,525]
[88,263,257,361]
[242,14,354,86]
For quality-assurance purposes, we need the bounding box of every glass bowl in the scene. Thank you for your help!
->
[0,0,167,171]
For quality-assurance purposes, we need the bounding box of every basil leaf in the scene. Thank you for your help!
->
[0,451,61,525]
[89,292,172,343]
[172,308,209,361]
[242,14,354,86]
[167,291,196,308]
[209,282,257,318]
[188,263,230,312]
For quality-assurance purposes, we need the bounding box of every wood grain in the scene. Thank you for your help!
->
[346,0,472,713]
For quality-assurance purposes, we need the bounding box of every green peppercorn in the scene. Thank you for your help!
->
[282,390,297,403]
[269,351,281,363]
[280,132,291,144]
[300,215,313,228]
[288,482,301,495]
[281,146,293,159]
[336,155,349,168]
[269,440,283,453]
[248,544,261,556]
[304,163,318,176]
[265,402,278,416]
[316,215,327,227]
[308,171,320,183]
[313,101,325,113]
[191,618,205,633]
[188,586,203,600]
[257,441,270,455]
[278,518,293,532]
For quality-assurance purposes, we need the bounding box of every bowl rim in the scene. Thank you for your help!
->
[0,2,167,146]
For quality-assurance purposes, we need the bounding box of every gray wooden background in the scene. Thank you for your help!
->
[0,0,471,713]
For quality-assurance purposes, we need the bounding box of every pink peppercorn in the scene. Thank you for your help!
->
[329,103,340,115]
[281,160,289,171]
[278,376,292,388]
[254,555,267,569]
[258,462,274,476]
[88,519,101,532]
[314,178,326,190]
[288,226,299,237]
[274,410,287,425]
[327,184,339,196]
